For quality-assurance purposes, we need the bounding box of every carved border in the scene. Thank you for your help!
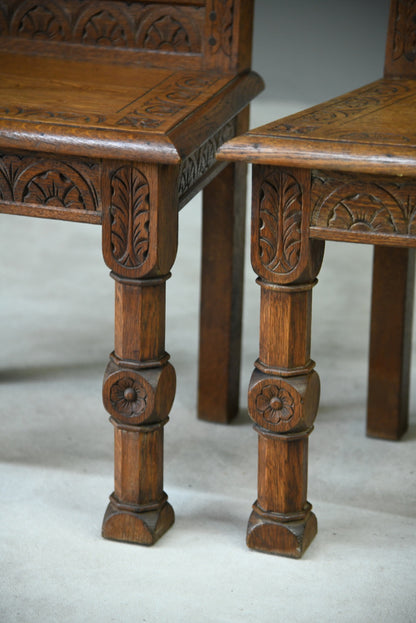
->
[0,0,204,53]
[0,73,221,132]
[267,80,413,140]
[177,118,235,198]
[311,170,416,237]
[0,151,101,221]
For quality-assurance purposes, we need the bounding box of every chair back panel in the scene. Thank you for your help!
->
[0,0,253,71]
[384,0,416,78]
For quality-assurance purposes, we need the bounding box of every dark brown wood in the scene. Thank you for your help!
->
[367,246,415,440]
[0,0,263,547]
[218,0,416,557]
[245,165,324,558]
[198,107,248,423]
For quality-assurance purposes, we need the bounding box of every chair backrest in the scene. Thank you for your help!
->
[384,0,416,78]
[0,0,253,72]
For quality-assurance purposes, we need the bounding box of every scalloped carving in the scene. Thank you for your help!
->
[0,152,100,212]
[2,1,204,53]
[311,171,416,236]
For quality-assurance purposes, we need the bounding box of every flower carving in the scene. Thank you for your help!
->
[255,384,294,425]
[110,377,147,417]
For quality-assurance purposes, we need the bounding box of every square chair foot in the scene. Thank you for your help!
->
[102,494,174,546]
[246,503,317,559]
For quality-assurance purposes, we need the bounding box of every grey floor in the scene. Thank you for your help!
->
[1,2,416,622]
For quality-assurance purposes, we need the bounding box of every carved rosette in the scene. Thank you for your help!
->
[248,370,320,434]
[109,165,150,270]
[311,170,416,237]
[103,358,176,427]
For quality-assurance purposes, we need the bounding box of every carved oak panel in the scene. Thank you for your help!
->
[0,151,101,222]
[0,0,204,54]
[311,170,416,239]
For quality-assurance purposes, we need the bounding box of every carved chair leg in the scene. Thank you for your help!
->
[247,283,320,558]
[102,276,176,544]
[367,246,415,440]
[198,109,249,423]
[247,165,324,557]
[101,162,178,544]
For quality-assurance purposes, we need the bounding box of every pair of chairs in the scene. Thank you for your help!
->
[1,0,414,558]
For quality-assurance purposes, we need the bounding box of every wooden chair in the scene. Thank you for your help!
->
[218,0,415,557]
[0,0,263,545]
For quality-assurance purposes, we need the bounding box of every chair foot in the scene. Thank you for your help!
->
[246,502,317,559]
[102,494,175,546]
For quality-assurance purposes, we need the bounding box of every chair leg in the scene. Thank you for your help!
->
[246,165,324,557]
[367,246,415,440]
[198,159,248,423]
[100,162,178,544]
[102,276,176,544]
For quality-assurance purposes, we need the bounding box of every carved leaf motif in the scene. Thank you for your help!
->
[0,153,99,212]
[15,4,66,40]
[81,10,128,47]
[178,119,235,197]
[328,194,397,233]
[110,166,150,269]
[310,172,416,238]
[143,15,191,51]
[259,172,302,275]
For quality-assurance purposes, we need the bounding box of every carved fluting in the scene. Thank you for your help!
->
[248,369,320,434]
[2,0,204,53]
[392,0,416,63]
[0,152,100,212]
[103,357,176,427]
[109,166,150,270]
[178,119,235,197]
[258,170,302,276]
[208,0,234,57]
[311,170,416,236]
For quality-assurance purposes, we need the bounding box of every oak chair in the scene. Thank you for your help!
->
[218,0,416,557]
[0,0,263,545]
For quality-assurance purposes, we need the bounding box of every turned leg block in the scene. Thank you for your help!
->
[247,504,317,559]
[102,495,174,546]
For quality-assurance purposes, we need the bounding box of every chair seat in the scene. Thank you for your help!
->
[218,78,416,175]
[0,51,262,163]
